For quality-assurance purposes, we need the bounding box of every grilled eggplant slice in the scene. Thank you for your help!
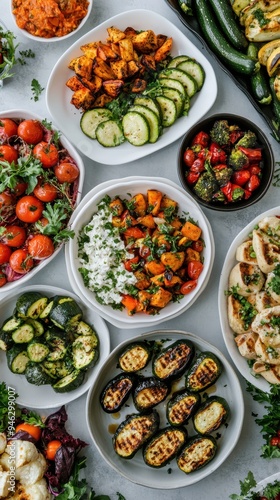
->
[166,389,201,426]
[100,373,136,413]
[152,339,194,382]
[185,351,222,392]
[113,411,160,459]
[133,376,170,412]
[118,342,152,373]
[193,396,230,434]
[177,434,217,474]
[143,426,187,468]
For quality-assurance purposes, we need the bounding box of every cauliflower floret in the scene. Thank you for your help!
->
[15,453,47,486]
[9,477,51,500]
[0,470,10,498]
[0,433,7,454]
[5,440,38,468]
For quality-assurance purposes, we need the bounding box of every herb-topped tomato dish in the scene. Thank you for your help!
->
[0,114,83,289]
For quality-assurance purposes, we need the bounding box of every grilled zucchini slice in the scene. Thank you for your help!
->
[118,342,152,373]
[0,330,14,351]
[52,369,85,393]
[25,362,53,385]
[133,376,170,412]
[113,411,159,459]
[185,351,222,392]
[7,346,29,374]
[49,297,83,330]
[12,324,34,344]
[26,319,44,337]
[16,292,49,319]
[76,321,95,336]
[1,316,22,332]
[177,434,217,474]
[143,426,187,468]
[166,389,201,426]
[153,339,195,382]
[193,396,230,434]
[27,341,49,363]
[100,373,136,413]
[72,335,99,370]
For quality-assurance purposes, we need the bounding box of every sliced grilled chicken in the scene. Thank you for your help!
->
[234,332,258,359]
[265,271,280,303]
[251,305,280,346]
[253,362,280,384]
[252,229,280,273]
[258,215,280,236]
[228,295,254,334]
[235,240,257,264]
[229,262,265,296]
[254,290,279,311]
[255,336,280,364]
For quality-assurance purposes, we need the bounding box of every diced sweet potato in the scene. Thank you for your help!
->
[80,75,102,94]
[145,261,166,276]
[137,214,156,229]
[97,42,119,61]
[134,270,150,290]
[132,30,158,53]
[160,252,185,271]
[164,275,183,288]
[127,60,141,78]
[80,42,98,59]
[110,59,128,79]
[71,88,95,110]
[160,196,178,210]
[156,234,171,251]
[131,78,147,93]
[141,54,156,71]
[118,37,135,61]
[149,287,172,308]
[170,218,182,230]
[66,76,85,92]
[157,34,168,48]
[138,290,151,310]
[93,93,113,107]
[121,295,142,315]
[181,221,202,241]
[150,274,165,287]
[111,216,123,227]
[109,198,124,216]
[147,190,163,215]
[154,37,173,62]
[72,55,93,80]
[185,248,201,262]
[130,193,147,217]
[92,57,116,80]
[107,26,126,43]
[103,79,124,98]
[124,26,138,38]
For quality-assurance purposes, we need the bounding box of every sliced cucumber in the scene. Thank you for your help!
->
[177,60,205,91]
[96,119,125,147]
[133,96,161,121]
[159,78,190,116]
[161,86,185,117]
[159,68,198,98]
[155,96,177,127]
[80,108,113,139]
[122,111,150,146]
[168,55,190,68]
[129,104,160,143]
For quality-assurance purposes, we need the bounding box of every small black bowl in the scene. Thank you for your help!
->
[177,113,275,211]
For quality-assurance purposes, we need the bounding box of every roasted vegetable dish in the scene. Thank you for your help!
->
[78,189,205,316]
[0,116,80,288]
[182,118,266,204]
[0,291,99,392]
[66,24,205,147]
[99,335,229,473]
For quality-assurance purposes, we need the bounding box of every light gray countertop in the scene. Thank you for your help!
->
[1,1,280,498]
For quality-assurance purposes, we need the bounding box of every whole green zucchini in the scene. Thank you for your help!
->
[208,0,248,50]
[193,0,259,75]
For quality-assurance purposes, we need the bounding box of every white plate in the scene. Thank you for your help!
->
[0,109,85,294]
[0,285,110,408]
[86,330,244,489]
[46,9,217,165]
[218,206,280,392]
[65,176,215,329]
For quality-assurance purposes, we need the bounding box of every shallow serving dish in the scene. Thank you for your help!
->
[65,176,215,329]
[86,329,244,489]
[46,9,217,165]
[0,285,110,409]
[218,206,280,391]
[10,0,93,42]
[0,109,84,294]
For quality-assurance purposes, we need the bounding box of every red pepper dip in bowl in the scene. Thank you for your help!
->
[177,114,274,211]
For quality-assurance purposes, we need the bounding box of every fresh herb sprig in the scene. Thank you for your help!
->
[247,382,280,458]
[0,156,44,194]
[31,78,44,101]
[0,28,18,81]
[35,199,75,244]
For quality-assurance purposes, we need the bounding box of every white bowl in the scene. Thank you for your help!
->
[46,9,217,165]
[65,176,215,329]
[0,285,110,409]
[0,109,84,293]
[10,0,93,42]
[218,206,280,391]
[86,330,244,489]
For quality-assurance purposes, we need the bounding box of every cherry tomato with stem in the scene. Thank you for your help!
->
[28,234,55,260]
[15,422,42,441]
[0,118,18,139]
[16,195,44,223]
[17,119,44,145]
[0,145,18,163]
[33,141,59,168]
[3,225,26,247]
[180,280,197,295]
[124,255,139,272]
[45,440,62,461]
[0,243,12,264]
[33,181,58,202]
[9,249,34,274]
[54,162,79,183]
[187,261,204,280]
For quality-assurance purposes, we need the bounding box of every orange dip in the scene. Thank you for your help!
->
[12,0,89,38]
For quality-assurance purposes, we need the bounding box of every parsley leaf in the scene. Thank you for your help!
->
[31,78,44,101]
[0,27,18,81]
[22,410,45,428]
[17,48,35,65]
[0,155,44,194]
[35,199,74,244]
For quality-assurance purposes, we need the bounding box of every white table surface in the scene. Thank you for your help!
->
[1,1,280,498]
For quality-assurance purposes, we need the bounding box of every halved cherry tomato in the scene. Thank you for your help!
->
[0,273,7,287]
[45,440,62,461]
[183,148,196,167]
[33,141,59,168]
[0,192,15,208]
[191,131,209,148]
[12,180,28,197]
[124,255,139,272]
[187,261,204,280]
[180,280,197,295]
[28,234,55,260]
[190,158,205,173]
[9,249,34,274]
[0,118,18,139]
[0,243,12,264]
[15,422,42,441]
[0,145,18,163]
[33,181,58,202]
[17,119,44,145]
[15,196,44,223]
[191,240,204,253]
[123,227,145,239]
[3,225,26,247]
[54,162,79,183]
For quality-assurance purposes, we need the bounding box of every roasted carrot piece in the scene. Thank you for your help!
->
[181,221,202,241]
[147,190,163,215]
[121,295,141,315]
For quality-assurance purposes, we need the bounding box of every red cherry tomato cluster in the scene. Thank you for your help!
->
[0,117,80,287]
[183,123,264,205]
